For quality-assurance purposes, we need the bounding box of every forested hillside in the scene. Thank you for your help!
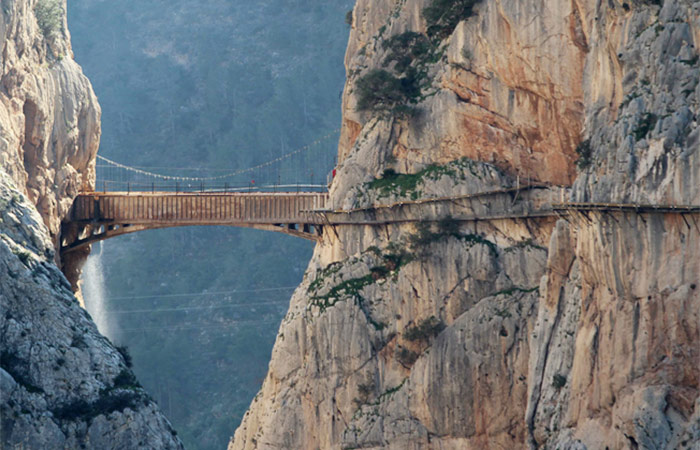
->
[67,1,353,448]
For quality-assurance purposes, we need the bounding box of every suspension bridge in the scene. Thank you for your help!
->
[60,131,700,256]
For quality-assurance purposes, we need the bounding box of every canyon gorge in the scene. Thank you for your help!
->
[0,0,698,449]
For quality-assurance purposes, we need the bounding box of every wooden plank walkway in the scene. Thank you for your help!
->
[70,191,328,225]
[62,191,329,253]
[61,190,700,255]
[552,202,700,214]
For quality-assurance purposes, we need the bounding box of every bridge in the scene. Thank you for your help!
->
[60,185,700,256]
[59,135,700,255]
[61,191,329,254]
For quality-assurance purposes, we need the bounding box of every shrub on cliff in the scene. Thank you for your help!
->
[575,139,593,169]
[52,390,146,422]
[382,32,433,74]
[403,316,446,342]
[424,0,480,40]
[116,345,133,368]
[356,31,439,118]
[34,0,63,39]
[355,69,421,117]
[395,347,418,367]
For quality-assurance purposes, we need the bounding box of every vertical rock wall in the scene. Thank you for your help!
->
[0,174,183,449]
[1,1,183,448]
[232,0,699,449]
[0,0,100,283]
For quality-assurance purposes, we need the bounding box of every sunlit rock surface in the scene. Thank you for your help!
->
[0,2,182,448]
[0,0,100,243]
[231,0,700,449]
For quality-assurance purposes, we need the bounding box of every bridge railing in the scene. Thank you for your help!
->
[71,191,330,225]
[92,180,330,194]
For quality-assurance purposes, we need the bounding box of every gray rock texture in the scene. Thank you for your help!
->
[231,0,700,449]
[0,2,183,448]
[0,0,101,286]
[0,172,183,449]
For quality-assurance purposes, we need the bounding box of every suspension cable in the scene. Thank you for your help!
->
[96,129,340,182]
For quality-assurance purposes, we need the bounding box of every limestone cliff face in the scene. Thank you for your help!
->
[0,173,183,448]
[0,0,100,252]
[1,2,182,448]
[231,0,699,449]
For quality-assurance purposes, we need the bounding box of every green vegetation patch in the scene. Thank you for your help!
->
[381,242,415,272]
[382,32,435,74]
[408,219,498,259]
[52,366,146,423]
[365,158,479,200]
[34,0,64,39]
[308,261,344,293]
[354,378,408,411]
[52,390,146,422]
[376,378,407,402]
[679,55,699,66]
[552,373,567,389]
[356,27,446,117]
[367,168,425,199]
[356,0,483,118]
[504,239,547,253]
[423,0,481,40]
[308,245,414,330]
[113,368,141,390]
[575,139,593,169]
[310,274,375,313]
[355,69,422,118]
[403,316,445,342]
[395,347,419,367]
[633,113,658,141]
[493,286,539,298]
[115,346,133,368]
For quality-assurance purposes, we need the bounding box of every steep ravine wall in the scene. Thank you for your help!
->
[0,0,100,286]
[231,0,699,449]
[1,1,183,447]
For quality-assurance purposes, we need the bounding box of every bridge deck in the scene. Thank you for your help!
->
[62,191,329,253]
[62,190,700,255]
[70,191,328,225]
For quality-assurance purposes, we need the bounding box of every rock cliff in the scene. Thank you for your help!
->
[0,0,100,285]
[231,0,699,449]
[1,1,182,448]
[0,173,182,449]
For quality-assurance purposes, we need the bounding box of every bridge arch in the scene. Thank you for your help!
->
[61,191,329,255]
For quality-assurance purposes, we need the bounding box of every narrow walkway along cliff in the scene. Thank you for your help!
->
[230,0,700,449]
